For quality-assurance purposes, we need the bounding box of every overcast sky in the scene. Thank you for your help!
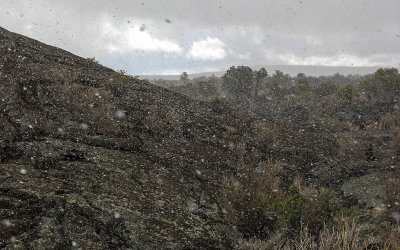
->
[1,0,399,75]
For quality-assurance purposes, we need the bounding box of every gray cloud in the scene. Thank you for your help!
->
[1,0,399,74]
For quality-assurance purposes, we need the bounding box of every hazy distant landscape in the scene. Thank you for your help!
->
[140,65,385,80]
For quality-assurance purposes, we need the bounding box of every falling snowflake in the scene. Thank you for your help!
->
[392,212,400,224]
[2,219,11,227]
[187,201,198,212]
[115,110,125,119]
[81,123,88,130]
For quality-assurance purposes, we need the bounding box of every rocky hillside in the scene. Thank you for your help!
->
[0,27,338,248]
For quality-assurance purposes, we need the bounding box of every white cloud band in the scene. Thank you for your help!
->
[102,19,183,54]
[186,37,227,61]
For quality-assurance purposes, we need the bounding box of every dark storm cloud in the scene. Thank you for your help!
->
[1,0,399,74]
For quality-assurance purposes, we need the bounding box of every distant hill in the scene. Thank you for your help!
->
[140,65,387,80]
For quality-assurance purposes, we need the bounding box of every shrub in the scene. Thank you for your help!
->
[301,188,342,235]
[220,161,282,238]
[313,82,339,97]
[273,186,304,234]
[220,160,342,240]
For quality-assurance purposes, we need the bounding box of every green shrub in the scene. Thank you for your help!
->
[221,161,343,240]
[220,161,282,238]
[273,186,304,234]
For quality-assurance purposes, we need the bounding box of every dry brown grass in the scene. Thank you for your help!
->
[384,225,400,249]
[379,113,400,131]
[381,157,393,169]
[384,178,400,209]
[317,218,364,250]
[236,218,366,250]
